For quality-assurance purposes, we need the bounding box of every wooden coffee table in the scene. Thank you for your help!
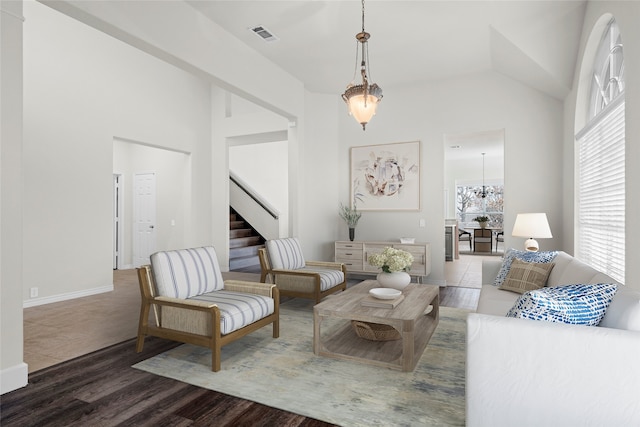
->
[313,280,439,371]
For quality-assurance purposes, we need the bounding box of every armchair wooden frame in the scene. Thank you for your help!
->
[258,248,347,303]
[136,265,279,372]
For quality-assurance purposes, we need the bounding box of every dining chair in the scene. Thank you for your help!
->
[495,230,504,252]
[459,229,472,251]
[473,228,493,253]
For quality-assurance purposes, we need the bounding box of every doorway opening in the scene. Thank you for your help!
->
[444,129,505,256]
[113,137,191,269]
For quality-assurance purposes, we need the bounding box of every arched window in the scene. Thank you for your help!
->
[576,18,625,283]
[588,20,624,118]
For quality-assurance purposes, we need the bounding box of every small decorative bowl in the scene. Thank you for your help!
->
[369,288,402,300]
[400,237,415,244]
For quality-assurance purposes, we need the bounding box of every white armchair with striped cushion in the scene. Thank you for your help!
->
[258,237,347,303]
[136,246,279,371]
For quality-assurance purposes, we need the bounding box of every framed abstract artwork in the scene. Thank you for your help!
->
[350,140,421,211]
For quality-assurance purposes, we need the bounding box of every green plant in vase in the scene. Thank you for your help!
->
[472,216,490,228]
[339,203,361,241]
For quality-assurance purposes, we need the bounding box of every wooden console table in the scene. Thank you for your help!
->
[335,241,431,280]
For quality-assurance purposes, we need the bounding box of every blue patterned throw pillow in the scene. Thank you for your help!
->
[506,283,618,326]
[493,248,558,287]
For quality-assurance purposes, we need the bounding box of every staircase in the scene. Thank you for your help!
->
[229,208,265,271]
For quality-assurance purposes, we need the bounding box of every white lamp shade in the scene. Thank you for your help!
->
[512,213,552,251]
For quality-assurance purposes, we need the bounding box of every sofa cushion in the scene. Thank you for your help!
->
[544,251,574,286]
[599,288,640,331]
[266,237,306,270]
[476,284,521,316]
[550,257,612,287]
[493,248,558,287]
[151,246,224,299]
[499,259,555,294]
[506,283,618,326]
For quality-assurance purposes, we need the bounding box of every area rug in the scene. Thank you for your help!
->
[133,299,468,426]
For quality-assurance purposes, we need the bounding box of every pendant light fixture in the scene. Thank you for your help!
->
[341,0,383,130]
[475,153,493,199]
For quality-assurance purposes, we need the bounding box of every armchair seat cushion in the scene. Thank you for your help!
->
[274,266,345,292]
[162,290,275,335]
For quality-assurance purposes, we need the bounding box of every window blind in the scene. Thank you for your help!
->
[576,96,625,284]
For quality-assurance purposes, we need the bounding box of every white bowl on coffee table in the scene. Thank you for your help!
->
[369,288,402,300]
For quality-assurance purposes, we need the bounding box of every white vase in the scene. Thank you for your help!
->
[376,271,411,290]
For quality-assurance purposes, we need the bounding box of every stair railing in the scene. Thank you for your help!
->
[229,172,283,240]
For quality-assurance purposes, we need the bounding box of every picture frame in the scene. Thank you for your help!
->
[350,140,421,211]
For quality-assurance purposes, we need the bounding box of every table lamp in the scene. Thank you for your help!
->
[511,213,552,252]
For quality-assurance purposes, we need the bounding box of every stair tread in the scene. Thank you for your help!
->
[229,208,264,269]
[229,254,261,269]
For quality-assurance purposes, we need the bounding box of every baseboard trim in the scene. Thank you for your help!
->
[430,278,447,287]
[23,284,114,308]
[1,362,28,395]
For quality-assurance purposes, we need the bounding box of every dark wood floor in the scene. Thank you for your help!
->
[1,336,337,427]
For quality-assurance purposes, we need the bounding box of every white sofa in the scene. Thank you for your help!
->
[466,251,640,427]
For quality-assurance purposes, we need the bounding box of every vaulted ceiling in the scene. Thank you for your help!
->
[187,1,587,100]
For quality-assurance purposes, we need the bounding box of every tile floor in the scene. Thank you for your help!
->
[444,253,498,288]
[23,255,489,373]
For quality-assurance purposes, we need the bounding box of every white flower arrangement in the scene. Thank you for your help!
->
[368,247,414,273]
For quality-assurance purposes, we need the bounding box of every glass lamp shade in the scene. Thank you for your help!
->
[342,83,382,130]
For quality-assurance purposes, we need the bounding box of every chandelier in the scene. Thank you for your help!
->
[474,153,494,199]
[341,0,383,130]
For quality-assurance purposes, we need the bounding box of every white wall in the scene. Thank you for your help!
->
[43,0,304,120]
[299,91,342,261]
[229,141,288,215]
[22,1,211,303]
[563,1,640,290]
[339,71,564,284]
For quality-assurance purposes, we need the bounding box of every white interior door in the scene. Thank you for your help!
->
[133,172,156,267]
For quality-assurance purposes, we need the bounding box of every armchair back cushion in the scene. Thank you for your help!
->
[151,246,224,299]
[265,237,306,270]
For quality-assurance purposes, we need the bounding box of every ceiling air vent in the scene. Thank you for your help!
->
[250,26,278,43]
